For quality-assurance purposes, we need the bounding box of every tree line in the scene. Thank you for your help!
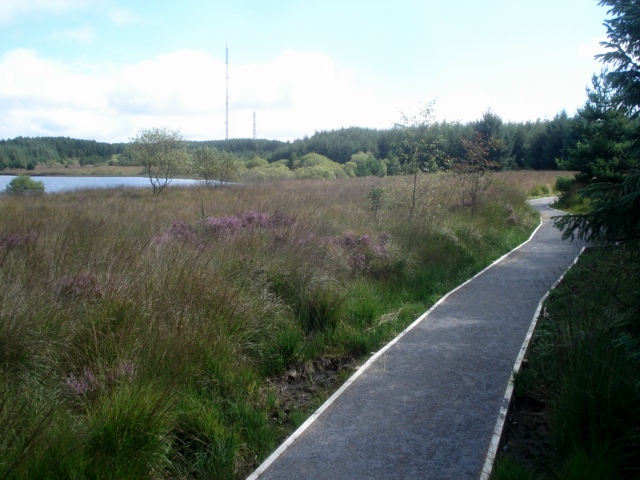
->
[1,111,583,174]
[204,111,579,171]
[0,137,127,170]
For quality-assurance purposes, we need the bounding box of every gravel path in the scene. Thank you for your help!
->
[248,198,585,480]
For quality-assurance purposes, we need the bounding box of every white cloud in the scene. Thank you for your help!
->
[107,6,139,26]
[109,50,225,116]
[0,0,92,23]
[0,49,107,109]
[51,25,95,43]
[435,80,586,125]
[0,45,599,143]
[0,48,410,142]
[432,48,598,125]
[0,0,137,26]
[227,51,404,139]
[577,37,608,60]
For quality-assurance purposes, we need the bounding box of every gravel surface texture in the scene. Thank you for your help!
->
[249,198,585,480]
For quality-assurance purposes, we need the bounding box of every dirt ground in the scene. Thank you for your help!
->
[498,364,552,474]
[266,355,357,428]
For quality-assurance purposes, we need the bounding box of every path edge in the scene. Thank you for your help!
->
[478,245,587,480]
[247,212,549,480]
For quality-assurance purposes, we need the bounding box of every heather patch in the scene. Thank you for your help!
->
[65,361,136,400]
[204,211,295,235]
[154,211,296,245]
[0,231,36,267]
[152,220,198,245]
[55,272,103,300]
[0,232,36,249]
[332,231,393,276]
[502,204,520,226]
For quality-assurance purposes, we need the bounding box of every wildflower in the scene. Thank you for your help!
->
[206,215,243,235]
[104,361,136,384]
[334,231,392,275]
[56,272,102,299]
[64,361,136,398]
[0,232,36,249]
[205,211,296,236]
[65,367,99,395]
[152,220,198,244]
[155,211,297,245]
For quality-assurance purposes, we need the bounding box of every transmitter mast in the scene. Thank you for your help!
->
[225,45,229,141]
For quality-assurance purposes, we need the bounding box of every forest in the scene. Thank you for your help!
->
[0,109,582,174]
[0,137,127,170]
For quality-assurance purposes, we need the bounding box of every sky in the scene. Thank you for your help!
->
[0,0,611,143]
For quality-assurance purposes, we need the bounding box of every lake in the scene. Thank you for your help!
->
[0,175,203,193]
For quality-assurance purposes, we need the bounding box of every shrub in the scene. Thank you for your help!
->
[366,186,384,217]
[555,175,574,193]
[240,163,295,182]
[4,175,45,195]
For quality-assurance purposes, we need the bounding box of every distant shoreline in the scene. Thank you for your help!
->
[1,165,197,180]
[1,165,145,177]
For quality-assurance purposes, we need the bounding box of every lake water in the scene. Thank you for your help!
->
[0,175,203,193]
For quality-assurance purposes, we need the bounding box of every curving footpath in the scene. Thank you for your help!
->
[248,198,586,480]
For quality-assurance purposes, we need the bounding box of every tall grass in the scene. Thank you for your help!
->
[498,170,574,198]
[0,172,539,478]
[544,248,640,479]
[494,246,640,479]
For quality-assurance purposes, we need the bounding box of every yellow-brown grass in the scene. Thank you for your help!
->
[496,170,574,196]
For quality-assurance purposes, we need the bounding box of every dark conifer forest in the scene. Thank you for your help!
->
[0,110,586,173]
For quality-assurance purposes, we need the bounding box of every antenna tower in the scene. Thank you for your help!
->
[253,111,256,140]
[225,45,229,141]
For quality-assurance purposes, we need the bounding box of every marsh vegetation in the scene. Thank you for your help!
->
[0,171,539,479]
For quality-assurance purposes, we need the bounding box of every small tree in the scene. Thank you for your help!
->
[392,103,447,221]
[555,0,640,250]
[128,127,189,195]
[4,175,45,195]
[292,153,345,179]
[557,72,637,183]
[351,151,374,177]
[192,147,240,187]
[366,186,384,220]
[453,132,501,215]
[472,110,514,169]
[350,151,386,177]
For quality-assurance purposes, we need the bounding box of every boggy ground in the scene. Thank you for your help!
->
[499,361,552,472]
[0,172,552,479]
[266,355,356,428]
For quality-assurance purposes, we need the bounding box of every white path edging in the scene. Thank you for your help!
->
[479,245,587,480]
[248,216,548,480]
